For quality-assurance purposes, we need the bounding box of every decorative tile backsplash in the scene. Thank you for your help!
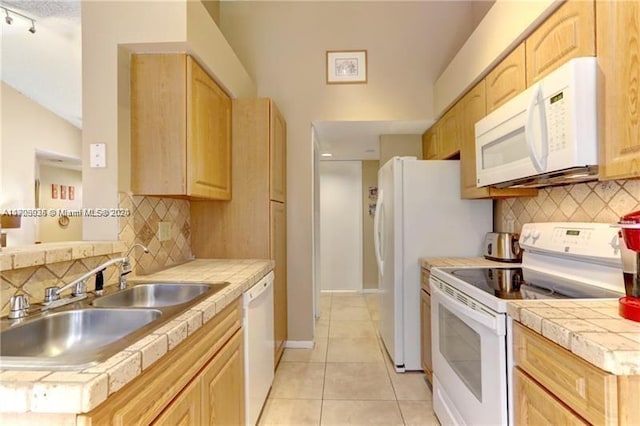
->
[118,192,193,276]
[1,254,122,316]
[496,179,640,233]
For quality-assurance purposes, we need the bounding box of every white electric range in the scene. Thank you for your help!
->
[429,222,626,426]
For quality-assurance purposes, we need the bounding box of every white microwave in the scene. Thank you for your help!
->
[475,57,598,188]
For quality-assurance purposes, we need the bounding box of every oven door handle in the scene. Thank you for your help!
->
[431,282,505,335]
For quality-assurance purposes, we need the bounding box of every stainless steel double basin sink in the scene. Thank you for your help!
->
[0,282,230,370]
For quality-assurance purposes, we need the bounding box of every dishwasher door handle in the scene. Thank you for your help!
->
[244,271,275,304]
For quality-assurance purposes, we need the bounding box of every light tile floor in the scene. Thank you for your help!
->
[259,292,440,425]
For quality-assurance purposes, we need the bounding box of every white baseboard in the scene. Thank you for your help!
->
[320,289,381,294]
[361,288,382,294]
[284,340,314,349]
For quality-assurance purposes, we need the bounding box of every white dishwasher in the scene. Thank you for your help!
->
[243,271,275,426]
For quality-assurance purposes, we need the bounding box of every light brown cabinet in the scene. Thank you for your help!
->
[459,81,537,200]
[201,329,245,425]
[513,321,640,425]
[131,54,232,200]
[152,379,202,426]
[191,98,288,366]
[514,368,588,426]
[421,125,439,160]
[525,0,595,85]
[596,0,640,180]
[79,299,244,425]
[485,44,526,114]
[420,268,432,383]
[421,106,460,161]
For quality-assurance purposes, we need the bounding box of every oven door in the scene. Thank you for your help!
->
[431,278,508,426]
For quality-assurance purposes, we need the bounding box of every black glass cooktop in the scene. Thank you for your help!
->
[449,267,622,300]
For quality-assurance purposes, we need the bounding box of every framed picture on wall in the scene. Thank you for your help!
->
[326,50,367,84]
[51,184,59,199]
[69,186,75,201]
[60,185,67,200]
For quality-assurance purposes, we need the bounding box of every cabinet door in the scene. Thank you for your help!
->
[514,368,588,426]
[187,56,232,200]
[131,54,188,195]
[270,101,287,202]
[422,125,439,160]
[485,44,526,114]
[596,0,640,180]
[420,288,432,382]
[438,105,461,159]
[152,379,202,426]
[271,201,287,366]
[201,330,245,426]
[525,0,595,85]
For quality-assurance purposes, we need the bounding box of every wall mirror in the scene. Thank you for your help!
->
[1,1,82,247]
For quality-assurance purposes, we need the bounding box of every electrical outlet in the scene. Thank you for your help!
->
[158,221,171,241]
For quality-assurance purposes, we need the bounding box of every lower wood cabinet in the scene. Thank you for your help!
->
[420,268,432,383]
[514,368,587,426]
[513,321,640,426]
[78,299,245,425]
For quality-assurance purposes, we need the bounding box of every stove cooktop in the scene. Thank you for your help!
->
[447,267,623,301]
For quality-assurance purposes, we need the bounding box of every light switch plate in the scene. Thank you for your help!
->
[90,143,106,168]
[158,221,171,241]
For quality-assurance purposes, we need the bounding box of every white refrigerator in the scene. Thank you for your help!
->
[374,157,492,371]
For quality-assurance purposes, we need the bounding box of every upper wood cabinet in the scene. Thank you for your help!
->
[485,44,526,114]
[421,107,460,161]
[459,81,538,199]
[270,102,287,202]
[131,54,232,200]
[439,104,461,159]
[525,0,595,85]
[596,0,640,180]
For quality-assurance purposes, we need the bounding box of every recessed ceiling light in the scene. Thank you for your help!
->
[321,153,333,157]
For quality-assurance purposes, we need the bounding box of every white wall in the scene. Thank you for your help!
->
[319,161,363,292]
[81,0,255,241]
[38,166,83,243]
[220,0,476,341]
[379,134,423,168]
[1,82,82,246]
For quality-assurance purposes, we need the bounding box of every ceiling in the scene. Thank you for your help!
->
[314,120,432,161]
[1,0,82,128]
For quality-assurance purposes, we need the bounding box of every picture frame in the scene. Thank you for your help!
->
[51,184,59,199]
[69,186,75,201]
[60,185,67,200]
[326,50,367,84]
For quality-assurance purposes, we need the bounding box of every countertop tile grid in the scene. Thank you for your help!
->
[260,292,439,426]
[420,256,519,269]
[509,299,640,375]
[0,258,274,415]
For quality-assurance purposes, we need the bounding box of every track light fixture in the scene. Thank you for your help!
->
[0,5,36,34]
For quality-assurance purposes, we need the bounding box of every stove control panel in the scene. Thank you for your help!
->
[520,222,621,263]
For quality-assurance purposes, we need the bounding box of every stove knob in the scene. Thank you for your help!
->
[522,229,531,241]
[532,229,541,241]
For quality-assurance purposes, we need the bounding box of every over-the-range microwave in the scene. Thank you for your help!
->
[475,57,598,189]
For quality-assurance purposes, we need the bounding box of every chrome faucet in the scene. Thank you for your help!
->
[41,243,150,311]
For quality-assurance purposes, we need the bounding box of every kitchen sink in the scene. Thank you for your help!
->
[0,281,230,369]
[91,282,229,308]
[0,308,162,369]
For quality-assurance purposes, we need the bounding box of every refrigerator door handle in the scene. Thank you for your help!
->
[374,189,384,275]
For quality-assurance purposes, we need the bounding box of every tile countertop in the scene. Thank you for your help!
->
[0,259,274,415]
[420,256,520,269]
[508,299,640,376]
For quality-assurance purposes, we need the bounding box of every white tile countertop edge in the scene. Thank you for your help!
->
[508,299,640,376]
[0,259,274,414]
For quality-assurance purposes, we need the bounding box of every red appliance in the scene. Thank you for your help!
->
[618,210,640,322]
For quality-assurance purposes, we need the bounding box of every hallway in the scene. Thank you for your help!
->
[259,292,439,425]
